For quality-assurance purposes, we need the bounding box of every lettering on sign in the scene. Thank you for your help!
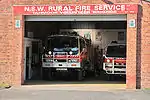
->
[24,5,125,12]
[94,5,125,11]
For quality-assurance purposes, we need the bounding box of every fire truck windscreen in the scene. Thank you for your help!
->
[47,36,79,54]
[106,45,126,58]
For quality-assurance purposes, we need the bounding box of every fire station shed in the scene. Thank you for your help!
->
[0,0,150,89]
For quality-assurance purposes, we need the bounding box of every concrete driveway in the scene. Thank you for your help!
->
[0,83,150,100]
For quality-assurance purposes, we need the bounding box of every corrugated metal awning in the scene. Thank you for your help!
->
[25,15,127,21]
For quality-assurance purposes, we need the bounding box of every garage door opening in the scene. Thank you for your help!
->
[24,15,127,85]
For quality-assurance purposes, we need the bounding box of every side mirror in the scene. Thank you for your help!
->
[41,46,45,53]
[43,46,45,50]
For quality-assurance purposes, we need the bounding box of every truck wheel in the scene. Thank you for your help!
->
[42,68,49,80]
[48,69,53,81]
[77,70,84,81]
[107,75,114,81]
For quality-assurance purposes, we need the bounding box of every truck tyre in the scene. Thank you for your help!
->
[77,70,84,81]
[42,68,49,80]
[48,68,53,81]
[107,75,114,81]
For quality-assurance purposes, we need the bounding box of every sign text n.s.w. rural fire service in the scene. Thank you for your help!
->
[13,4,138,15]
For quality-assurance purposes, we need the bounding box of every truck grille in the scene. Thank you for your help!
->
[54,59,67,62]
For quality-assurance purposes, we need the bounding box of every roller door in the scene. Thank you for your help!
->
[25,15,127,21]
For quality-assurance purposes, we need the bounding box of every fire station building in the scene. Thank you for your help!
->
[0,0,150,89]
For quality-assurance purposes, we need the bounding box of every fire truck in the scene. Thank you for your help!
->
[42,32,92,80]
[103,41,126,79]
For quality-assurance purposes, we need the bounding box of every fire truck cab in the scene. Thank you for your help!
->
[103,41,126,77]
[42,31,91,80]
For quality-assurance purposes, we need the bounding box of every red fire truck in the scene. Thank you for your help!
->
[42,32,92,80]
[103,41,126,79]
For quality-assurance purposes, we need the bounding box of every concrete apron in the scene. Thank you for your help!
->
[20,81,126,91]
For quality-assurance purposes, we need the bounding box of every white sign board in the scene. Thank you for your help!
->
[129,19,136,28]
[15,20,21,28]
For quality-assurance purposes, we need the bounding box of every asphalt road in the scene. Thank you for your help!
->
[0,85,150,100]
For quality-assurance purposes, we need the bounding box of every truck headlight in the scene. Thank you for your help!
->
[69,51,73,55]
[48,51,52,55]
[68,59,78,63]
[68,60,71,63]
[107,59,110,63]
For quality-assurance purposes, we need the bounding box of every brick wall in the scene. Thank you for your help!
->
[12,15,24,86]
[0,13,13,85]
[1,0,150,89]
[141,3,150,88]
[126,14,139,89]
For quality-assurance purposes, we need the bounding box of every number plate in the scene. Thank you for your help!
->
[56,68,67,71]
